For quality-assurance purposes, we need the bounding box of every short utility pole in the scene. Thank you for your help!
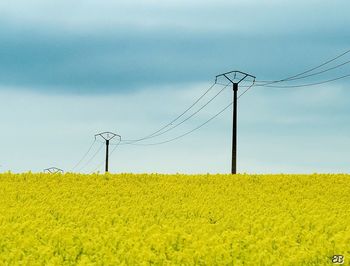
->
[95,132,121,173]
[216,71,255,174]
[44,167,64,174]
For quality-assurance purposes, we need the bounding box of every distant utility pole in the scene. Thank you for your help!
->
[44,167,64,174]
[216,71,256,174]
[95,132,121,173]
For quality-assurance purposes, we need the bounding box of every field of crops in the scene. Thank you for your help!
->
[0,173,349,265]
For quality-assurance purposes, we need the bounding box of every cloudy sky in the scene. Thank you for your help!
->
[0,0,349,174]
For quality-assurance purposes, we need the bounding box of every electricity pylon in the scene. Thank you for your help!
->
[95,132,121,173]
[44,167,64,174]
[216,71,256,174]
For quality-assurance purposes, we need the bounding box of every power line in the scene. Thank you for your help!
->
[122,82,230,144]
[255,59,350,84]
[122,79,255,147]
[70,139,96,171]
[258,60,350,83]
[255,48,350,86]
[121,81,221,143]
[125,101,234,146]
[118,51,350,148]
[91,159,105,173]
[260,73,350,88]
[238,80,256,99]
[77,143,104,172]
[70,49,350,171]
[87,50,350,149]
[109,138,122,157]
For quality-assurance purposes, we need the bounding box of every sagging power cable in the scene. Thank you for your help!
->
[255,48,350,86]
[122,82,230,144]
[70,139,96,171]
[77,143,104,172]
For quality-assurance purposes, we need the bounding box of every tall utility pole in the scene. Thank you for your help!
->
[95,132,121,173]
[216,71,256,174]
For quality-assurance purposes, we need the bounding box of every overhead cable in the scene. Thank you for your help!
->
[255,48,350,86]
[122,82,230,144]
[260,73,350,88]
[121,81,221,143]
[77,143,104,172]
[126,101,234,146]
[70,139,96,171]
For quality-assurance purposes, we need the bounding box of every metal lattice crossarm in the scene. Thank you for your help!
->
[95,132,121,142]
[44,167,64,174]
[216,70,256,84]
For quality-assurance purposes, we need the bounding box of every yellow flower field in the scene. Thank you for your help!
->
[0,173,349,265]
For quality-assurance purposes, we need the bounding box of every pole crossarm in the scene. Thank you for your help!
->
[44,167,64,174]
[95,132,121,142]
[216,70,256,84]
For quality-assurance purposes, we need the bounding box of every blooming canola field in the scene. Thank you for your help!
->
[0,173,349,265]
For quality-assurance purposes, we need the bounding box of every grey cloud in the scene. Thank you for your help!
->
[0,0,350,94]
[1,23,349,94]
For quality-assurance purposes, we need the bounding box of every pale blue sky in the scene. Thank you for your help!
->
[0,0,349,173]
